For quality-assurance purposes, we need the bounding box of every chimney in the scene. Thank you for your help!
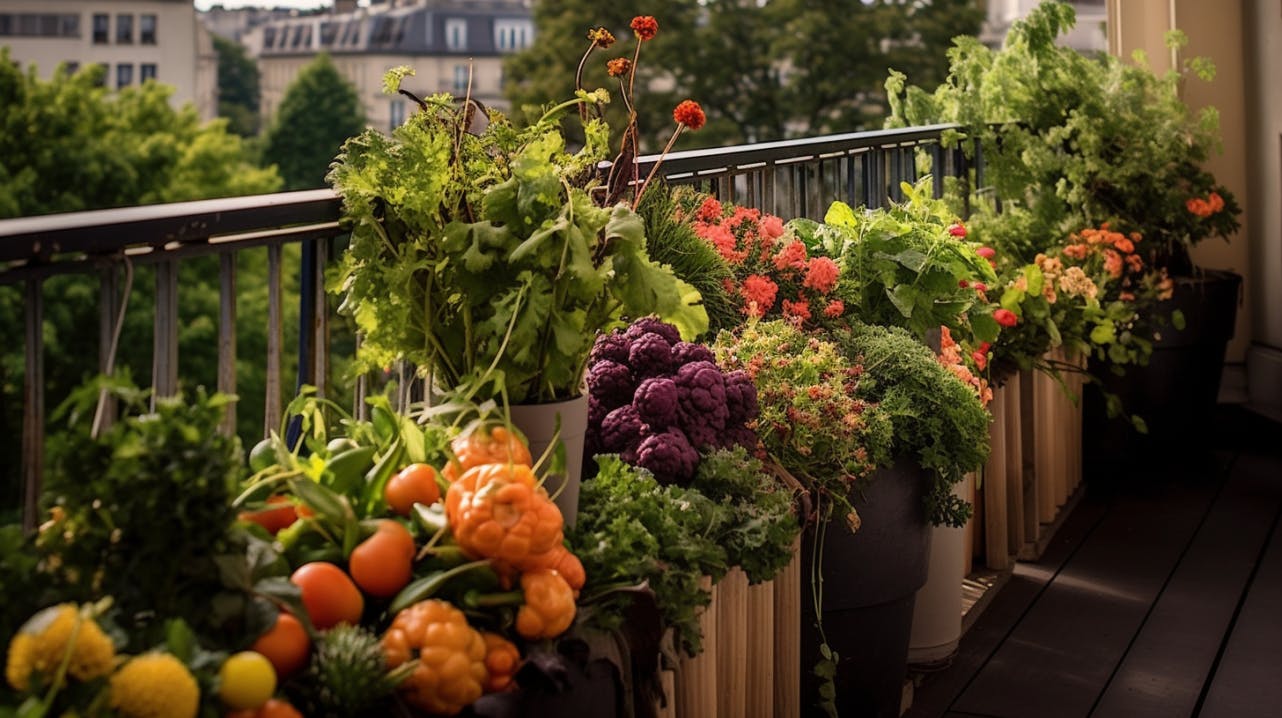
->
[334,0,357,14]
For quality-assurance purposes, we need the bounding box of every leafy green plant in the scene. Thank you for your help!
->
[329,70,707,405]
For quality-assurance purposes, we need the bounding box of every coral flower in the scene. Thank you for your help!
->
[1062,244,1089,260]
[971,350,988,371]
[1208,191,1225,213]
[803,257,840,294]
[948,223,967,238]
[760,214,785,241]
[672,100,706,131]
[606,58,632,77]
[772,240,809,272]
[631,16,658,41]
[782,299,812,324]
[586,27,616,49]
[975,246,996,259]
[1104,249,1123,278]
[1186,197,1212,218]
[741,275,779,316]
[696,196,723,223]
[1113,237,1134,254]
[824,299,845,318]
[993,308,1019,327]
[972,282,988,293]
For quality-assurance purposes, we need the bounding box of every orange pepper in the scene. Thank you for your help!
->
[515,569,577,640]
[446,463,563,565]
[443,425,532,482]
[511,544,586,592]
[382,600,488,716]
[480,632,522,693]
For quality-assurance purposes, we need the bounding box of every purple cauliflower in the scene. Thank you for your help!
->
[599,405,648,453]
[633,377,679,429]
[628,333,674,379]
[588,331,631,367]
[634,427,699,485]
[588,395,609,431]
[624,316,682,345]
[671,341,715,367]
[675,360,730,450]
[719,425,761,452]
[587,359,635,412]
[723,370,760,426]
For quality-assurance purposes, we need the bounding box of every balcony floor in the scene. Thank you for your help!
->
[908,406,1282,718]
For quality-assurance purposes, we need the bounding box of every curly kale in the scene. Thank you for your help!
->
[692,448,801,584]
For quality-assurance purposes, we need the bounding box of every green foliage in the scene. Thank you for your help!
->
[795,178,998,344]
[835,323,987,527]
[691,447,800,583]
[36,378,243,648]
[506,0,982,149]
[213,35,261,137]
[329,71,706,404]
[264,53,365,190]
[569,455,728,655]
[885,1,1240,272]
[635,186,739,337]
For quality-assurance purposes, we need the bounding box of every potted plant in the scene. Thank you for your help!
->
[327,56,708,520]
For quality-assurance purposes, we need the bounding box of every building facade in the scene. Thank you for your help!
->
[981,0,1108,52]
[0,0,217,119]
[247,0,534,133]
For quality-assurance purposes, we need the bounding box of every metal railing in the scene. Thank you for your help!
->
[0,123,971,530]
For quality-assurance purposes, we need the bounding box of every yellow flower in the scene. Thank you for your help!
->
[109,653,200,718]
[5,604,116,691]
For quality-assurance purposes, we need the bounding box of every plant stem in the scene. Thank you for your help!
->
[633,125,686,211]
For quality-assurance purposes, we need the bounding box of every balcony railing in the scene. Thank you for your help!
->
[0,123,973,530]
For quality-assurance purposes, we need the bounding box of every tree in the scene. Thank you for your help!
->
[213,34,261,137]
[0,52,283,520]
[504,0,983,148]
[262,54,365,190]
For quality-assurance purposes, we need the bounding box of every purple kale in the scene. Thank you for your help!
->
[723,370,760,425]
[633,377,679,430]
[624,316,682,345]
[634,427,699,485]
[599,404,648,453]
[588,331,631,367]
[587,359,635,411]
[671,341,716,367]
[628,332,674,379]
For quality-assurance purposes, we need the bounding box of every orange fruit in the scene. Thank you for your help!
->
[349,520,415,598]
[250,611,310,678]
[290,562,364,629]
[238,495,298,535]
[257,699,304,718]
[384,464,441,516]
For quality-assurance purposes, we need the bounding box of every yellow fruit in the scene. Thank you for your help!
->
[109,653,200,718]
[5,603,115,691]
[218,650,277,710]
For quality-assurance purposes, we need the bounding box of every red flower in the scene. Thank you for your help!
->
[823,299,845,318]
[782,299,812,324]
[976,246,996,259]
[606,58,632,77]
[1126,253,1144,273]
[977,341,991,354]
[993,308,1019,327]
[631,16,658,41]
[772,239,808,272]
[958,279,969,288]
[971,350,988,371]
[948,224,967,238]
[1208,191,1225,213]
[760,214,785,241]
[803,257,840,294]
[696,196,723,223]
[586,27,616,49]
[741,275,778,316]
[972,282,987,293]
[672,100,705,131]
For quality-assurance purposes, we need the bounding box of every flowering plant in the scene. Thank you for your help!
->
[686,195,845,327]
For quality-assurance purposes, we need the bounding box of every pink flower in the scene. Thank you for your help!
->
[741,275,778,316]
[803,257,840,294]
[972,282,988,293]
[993,308,1019,327]
[976,247,996,259]
[772,240,809,272]
[823,299,845,318]
[948,224,967,238]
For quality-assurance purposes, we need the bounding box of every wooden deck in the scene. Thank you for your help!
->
[907,406,1282,718]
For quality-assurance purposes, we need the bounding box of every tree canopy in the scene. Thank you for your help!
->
[262,53,366,190]
[213,34,261,137]
[504,0,984,150]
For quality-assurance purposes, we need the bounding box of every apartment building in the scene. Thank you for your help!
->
[981,0,1108,52]
[0,0,217,119]
[247,0,534,132]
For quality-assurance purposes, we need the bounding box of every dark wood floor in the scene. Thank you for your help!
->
[907,406,1282,718]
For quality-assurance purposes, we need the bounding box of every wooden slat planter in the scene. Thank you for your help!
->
[746,579,776,718]
[773,539,802,718]
[1017,350,1087,561]
[675,577,718,716]
[716,569,749,717]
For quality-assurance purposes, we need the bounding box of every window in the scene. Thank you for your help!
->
[116,63,133,88]
[140,14,156,44]
[452,64,468,94]
[263,26,276,49]
[291,25,305,48]
[59,14,78,37]
[494,20,531,52]
[92,13,108,43]
[116,14,133,44]
[320,22,336,45]
[140,63,156,82]
[389,99,405,132]
[445,18,466,51]
[0,15,10,36]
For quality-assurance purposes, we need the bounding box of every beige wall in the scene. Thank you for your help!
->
[1107,0,1253,362]
[258,52,508,133]
[1,0,216,119]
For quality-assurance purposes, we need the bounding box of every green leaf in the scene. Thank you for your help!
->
[1090,323,1116,345]
[166,619,196,662]
[887,284,919,319]
[1171,309,1186,331]
[823,201,859,229]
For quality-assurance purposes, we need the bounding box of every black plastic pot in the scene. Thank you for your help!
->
[1085,269,1242,472]
[800,458,933,718]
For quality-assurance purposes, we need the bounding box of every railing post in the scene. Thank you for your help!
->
[152,260,179,402]
[22,278,44,532]
[218,252,237,436]
[264,244,283,437]
[97,265,119,430]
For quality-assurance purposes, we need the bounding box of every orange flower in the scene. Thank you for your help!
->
[823,299,845,318]
[586,27,616,49]
[606,58,632,77]
[672,100,705,130]
[1186,197,1212,218]
[630,15,658,40]
[1063,244,1089,260]
[1104,249,1123,278]
[1208,191,1224,213]
[1113,237,1134,254]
